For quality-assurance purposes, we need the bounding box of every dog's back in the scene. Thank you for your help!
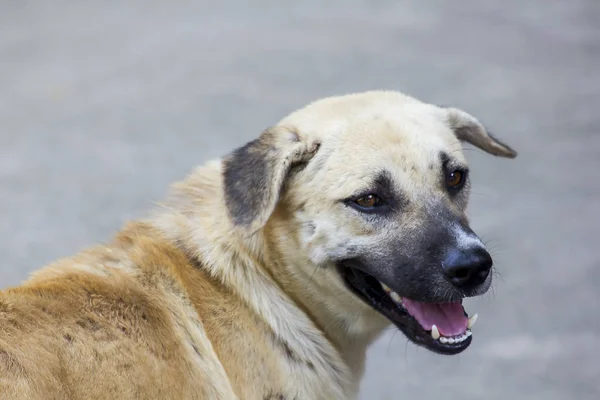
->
[0,222,239,400]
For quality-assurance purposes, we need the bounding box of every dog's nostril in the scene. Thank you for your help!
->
[454,268,469,279]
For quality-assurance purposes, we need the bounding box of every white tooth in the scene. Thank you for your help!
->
[440,337,448,344]
[448,337,455,344]
[431,325,440,340]
[466,330,472,337]
[390,292,402,304]
[381,283,391,292]
[467,314,478,329]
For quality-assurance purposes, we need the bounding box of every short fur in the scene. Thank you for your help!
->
[0,91,516,399]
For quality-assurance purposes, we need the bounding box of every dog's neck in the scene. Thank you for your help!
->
[151,161,389,392]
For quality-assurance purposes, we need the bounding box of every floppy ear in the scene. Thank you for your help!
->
[445,107,517,158]
[222,126,320,233]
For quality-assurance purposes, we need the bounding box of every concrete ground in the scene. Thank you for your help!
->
[1,1,599,398]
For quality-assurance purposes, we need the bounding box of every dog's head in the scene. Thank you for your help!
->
[222,91,517,355]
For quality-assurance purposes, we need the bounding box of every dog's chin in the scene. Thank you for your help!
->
[337,263,479,355]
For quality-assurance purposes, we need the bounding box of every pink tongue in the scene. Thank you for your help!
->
[402,298,467,337]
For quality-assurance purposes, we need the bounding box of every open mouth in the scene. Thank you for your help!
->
[339,264,478,355]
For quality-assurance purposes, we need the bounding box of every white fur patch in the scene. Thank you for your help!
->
[453,225,484,249]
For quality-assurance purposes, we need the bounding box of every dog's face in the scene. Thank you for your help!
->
[223,91,516,355]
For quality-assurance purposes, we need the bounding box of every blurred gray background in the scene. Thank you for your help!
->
[1,1,599,399]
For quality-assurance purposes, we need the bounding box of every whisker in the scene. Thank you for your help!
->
[387,328,399,354]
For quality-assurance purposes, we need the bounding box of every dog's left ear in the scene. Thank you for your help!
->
[222,126,320,233]
[445,107,517,158]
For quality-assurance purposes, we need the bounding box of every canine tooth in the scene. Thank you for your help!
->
[431,325,440,340]
[390,292,402,303]
[467,314,478,329]
[440,337,448,344]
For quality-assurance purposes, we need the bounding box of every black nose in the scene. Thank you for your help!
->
[442,247,493,289]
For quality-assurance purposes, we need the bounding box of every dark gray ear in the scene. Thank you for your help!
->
[446,107,517,158]
[222,126,320,233]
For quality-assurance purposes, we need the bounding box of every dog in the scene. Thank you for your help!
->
[0,90,516,399]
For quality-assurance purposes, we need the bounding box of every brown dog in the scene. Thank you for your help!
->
[0,91,516,399]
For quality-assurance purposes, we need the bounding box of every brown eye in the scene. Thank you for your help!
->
[354,194,382,209]
[446,170,464,188]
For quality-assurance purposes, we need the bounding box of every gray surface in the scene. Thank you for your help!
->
[1,1,599,399]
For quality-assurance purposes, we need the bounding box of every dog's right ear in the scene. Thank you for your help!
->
[222,126,320,234]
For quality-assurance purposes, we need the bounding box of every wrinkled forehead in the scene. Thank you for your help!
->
[333,108,464,164]
[320,110,467,196]
[282,93,464,164]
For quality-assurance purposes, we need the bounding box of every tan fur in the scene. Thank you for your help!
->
[0,91,515,399]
